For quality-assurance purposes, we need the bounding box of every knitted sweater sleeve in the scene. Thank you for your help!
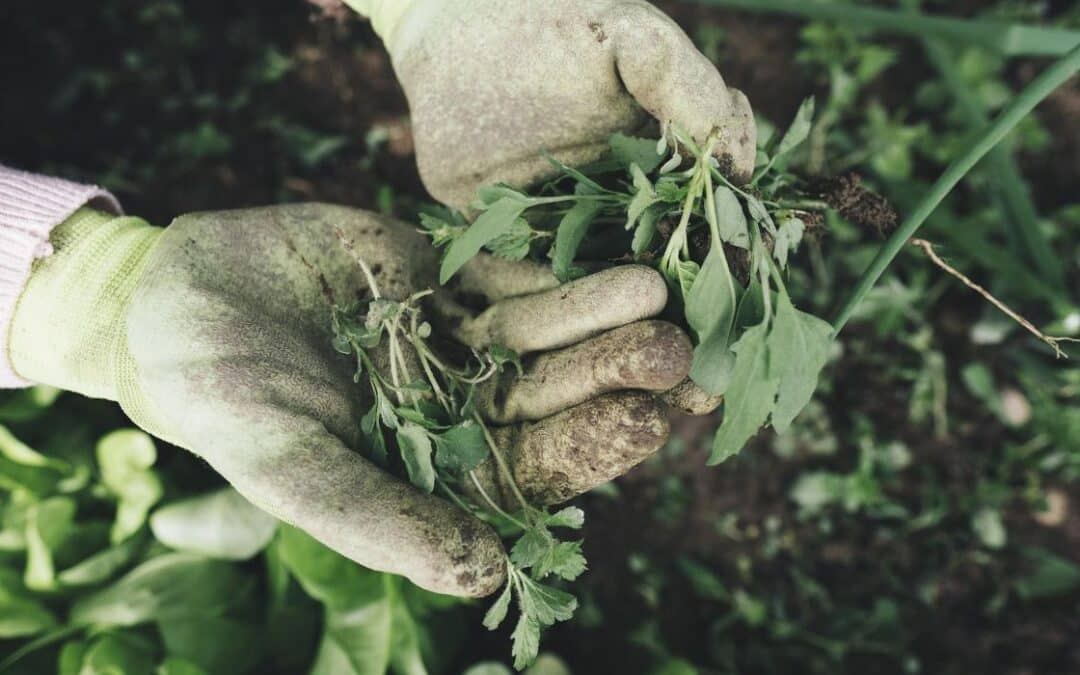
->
[0,164,122,387]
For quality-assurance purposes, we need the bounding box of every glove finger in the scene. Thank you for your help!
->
[452,265,667,354]
[455,253,560,303]
[199,409,506,599]
[465,391,669,508]
[661,377,724,415]
[476,320,691,424]
[605,3,756,182]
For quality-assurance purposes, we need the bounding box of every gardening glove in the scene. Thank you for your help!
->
[8,203,693,597]
[344,0,757,211]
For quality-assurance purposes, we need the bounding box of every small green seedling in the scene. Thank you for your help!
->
[428,97,838,464]
[331,259,586,670]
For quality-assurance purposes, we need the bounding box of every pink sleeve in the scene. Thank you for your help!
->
[0,164,123,388]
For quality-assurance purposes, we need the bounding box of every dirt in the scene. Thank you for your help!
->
[2,2,1078,673]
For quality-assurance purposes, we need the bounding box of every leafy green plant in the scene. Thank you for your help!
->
[329,262,586,670]
[426,99,839,465]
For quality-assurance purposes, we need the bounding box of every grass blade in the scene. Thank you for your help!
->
[831,44,1080,335]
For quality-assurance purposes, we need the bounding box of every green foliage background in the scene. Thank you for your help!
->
[1,0,1079,673]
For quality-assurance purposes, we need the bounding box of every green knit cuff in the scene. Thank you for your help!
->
[9,208,162,402]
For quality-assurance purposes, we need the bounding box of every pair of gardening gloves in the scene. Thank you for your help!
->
[11,0,756,597]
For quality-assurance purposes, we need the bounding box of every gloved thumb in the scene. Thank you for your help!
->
[604,2,756,182]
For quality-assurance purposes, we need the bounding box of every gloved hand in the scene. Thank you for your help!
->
[345,0,756,211]
[9,204,693,597]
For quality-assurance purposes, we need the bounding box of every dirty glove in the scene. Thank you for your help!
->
[344,0,757,210]
[9,204,692,597]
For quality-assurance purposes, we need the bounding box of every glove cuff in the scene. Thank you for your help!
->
[0,165,122,387]
[8,208,162,401]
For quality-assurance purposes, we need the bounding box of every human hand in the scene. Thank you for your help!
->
[10,204,694,597]
[381,0,756,210]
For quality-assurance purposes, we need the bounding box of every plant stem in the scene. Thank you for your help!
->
[474,411,533,520]
[689,0,1080,57]
[831,43,1080,336]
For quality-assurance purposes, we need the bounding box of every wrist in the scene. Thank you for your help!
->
[9,208,162,400]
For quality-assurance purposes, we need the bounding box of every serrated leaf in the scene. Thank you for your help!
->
[486,217,534,261]
[396,424,435,493]
[708,321,780,464]
[519,577,576,625]
[441,198,531,284]
[509,529,550,570]
[533,541,586,581]
[482,581,512,630]
[713,186,749,249]
[510,615,540,671]
[552,199,601,282]
[433,420,489,476]
[655,180,686,203]
[545,507,584,530]
[609,133,664,173]
[767,291,833,433]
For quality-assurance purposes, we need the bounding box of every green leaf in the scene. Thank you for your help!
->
[476,184,533,207]
[58,641,87,675]
[545,507,584,530]
[1015,548,1080,599]
[487,218,535,261]
[518,576,576,625]
[58,533,144,587]
[158,615,261,674]
[482,581,512,630]
[686,247,740,395]
[434,421,489,476]
[276,525,384,612]
[309,575,434,675]
[767,292,834,433]
[708,321,780,464]
[533,541,586,581]
[972,507,1006,549]
[713,186,749,249]
[490,344,523,375]
[96,430,163,544]
[70,553,244,628]
[149,488,278,560]
[773,215,805,269]
[397,423,436,493]
[78,633,155,675]
[441,198,531,284]
[157,657,210,675]
[0,590,57,638]
[510,529,551,570]
[609,133,664,173]
[626,165,659,233]
[632,205,664,258]
[510,616,541,671]
[673,259,700,301]
[774,97,815,159]
[0,386,61,423]
[552,199,601,282]
[24,496,76,591]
